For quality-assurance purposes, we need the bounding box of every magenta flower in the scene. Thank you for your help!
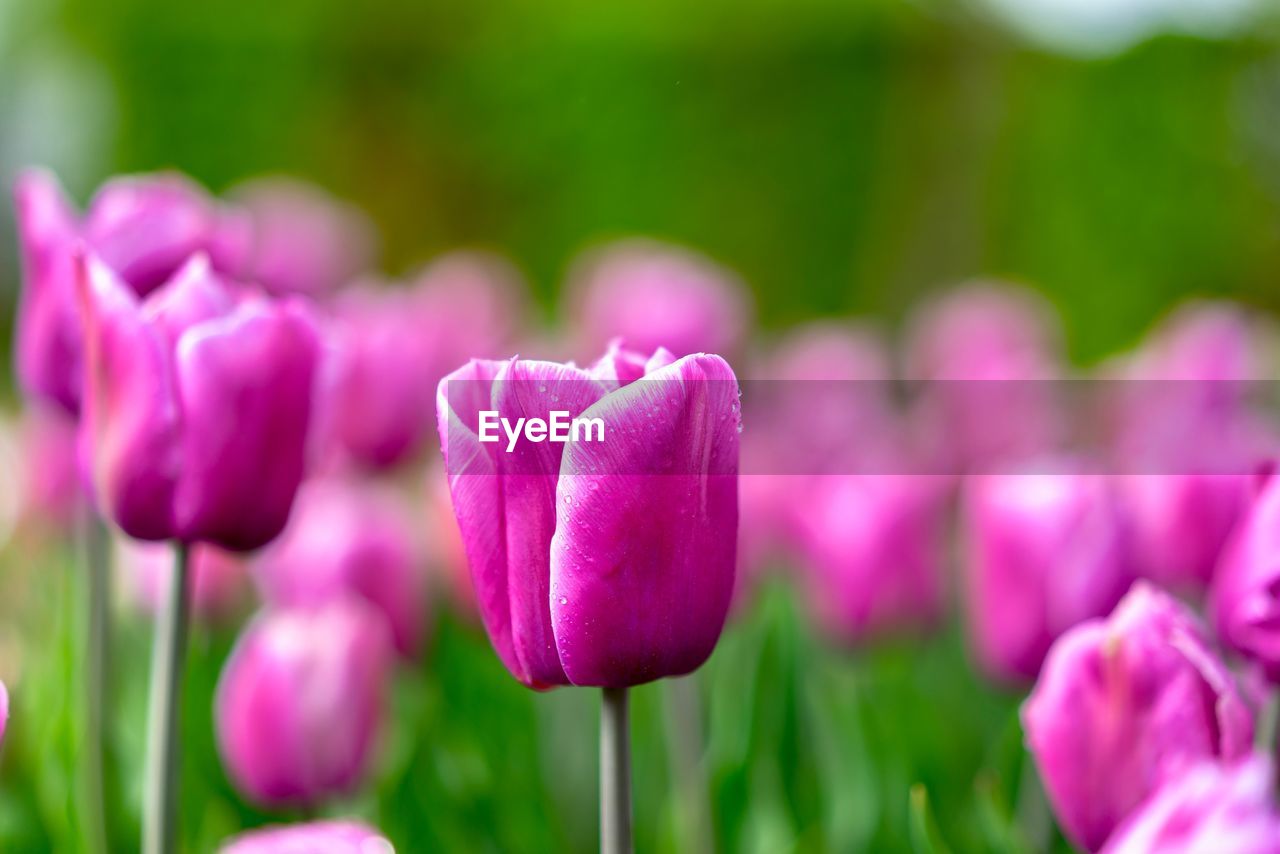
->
[324,253,525,469]
[567,240,752,361]
[119,540,249,623]
[255,477,427,657]
[16,404,81,529]
[436,345,739,689]
[790,474,946,641]
[904,283,1063,471]
[219,820,393,853]
[225,176,377,298]
[964,466,1135,681]
[1106,303,1271,593]
[1023,582,1254,851]
[13,169,245,415]
[215,599,392,807]
[0,679,8,745]
[1211,474,1280,681]
[78,251,319,550]
[1101,755,1280,854]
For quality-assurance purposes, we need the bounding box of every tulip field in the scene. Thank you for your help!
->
[3,2,1280,853]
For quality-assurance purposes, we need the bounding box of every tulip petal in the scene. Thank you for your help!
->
[172,299,318,551]
[551,354,739,687]
[77,254,181,540]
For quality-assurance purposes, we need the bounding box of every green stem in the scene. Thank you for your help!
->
[80,508,111,854]
[600,686,633,854]
[662,676,712,854]
[1256,689,1280,752]
[142,543,192,854]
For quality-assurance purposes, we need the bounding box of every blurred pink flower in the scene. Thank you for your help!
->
[16,404,81,530]
[255,477,427,657]
[964,464,1135,681]
[1211,473,1280,681]
[1106,303,1274,594]
[322,252,526,469]
[224,176,378,298]
[566,239,752,361]
[1024,582,1253,851]
[1101,755,1280,854]
[119,539,249,624]
[791,474,947,642]
[215,599,392,807]
[904,283,1064,472]
[220,820,393,853]
[13,169,245,416]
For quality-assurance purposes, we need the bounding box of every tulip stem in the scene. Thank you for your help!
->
[1257,689,1280,752]
[600,686,633,854]
[142,542,192,854]
[81,508,111,854]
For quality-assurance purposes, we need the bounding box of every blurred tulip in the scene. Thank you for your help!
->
[1211,474,1280,681]
[324,253,525,469]
[904,283,1064,472]
[964,465,1135,681]
[425,463,479,619]
[255,478,427,657]
[13,169,245,415]
[215,599,392,807]
[16,404,81,529]
[437,345,739,688]
[791,474,947,641]
[220,820,394,853]
[0,679,8,745]
[1101,755,1280,854]
[567,239,751,361]
[225,176,378,298]
[1107,303,1273,593]
[78,252,319,550]
[119,539,249,623]
[1024,582,1253,851]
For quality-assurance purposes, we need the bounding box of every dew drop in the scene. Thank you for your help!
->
[559,597,568,605]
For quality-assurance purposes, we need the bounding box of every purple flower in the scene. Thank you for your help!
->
[78,252,319,550]
[1101,755,1280,854]
[1106,303,1271,593]
[790,474,947,641]
[1023,582,1254,851]
[1211,474,1280,681]
[16,404,81,530]
[904,283,1064,472]
[964,465,1135,681]
[567,240,752,361]
[219,820,393,853]
[13,170,244,415]
[323,253,525,469]
[436,345,739,688]
[255,477,427,657]
[224,176,378,297]
[215,599,392,807]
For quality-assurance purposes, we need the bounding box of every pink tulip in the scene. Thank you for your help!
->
[119,540,249,623]
[255,478,427,657]
[904,283,1064,472]
[215,599,392,807]
[13,169,245,415]
[791,474,947,641]
[225,176,377,298]
[220,820,393,853]
[1101,755,1280,854]
[1024,582,1254,851]
[0,680,9,745]
[964,465,1135,681]
[78,252,319,550]
[1107,303,1272,593]
[1211,474,1280,681]
[324,253,525,469]
[436,345,739,688]
[567,240,752,360]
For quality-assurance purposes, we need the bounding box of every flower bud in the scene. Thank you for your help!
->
[215,599,392,807]
[1211,475,1280,681]
[220,820,393,853]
